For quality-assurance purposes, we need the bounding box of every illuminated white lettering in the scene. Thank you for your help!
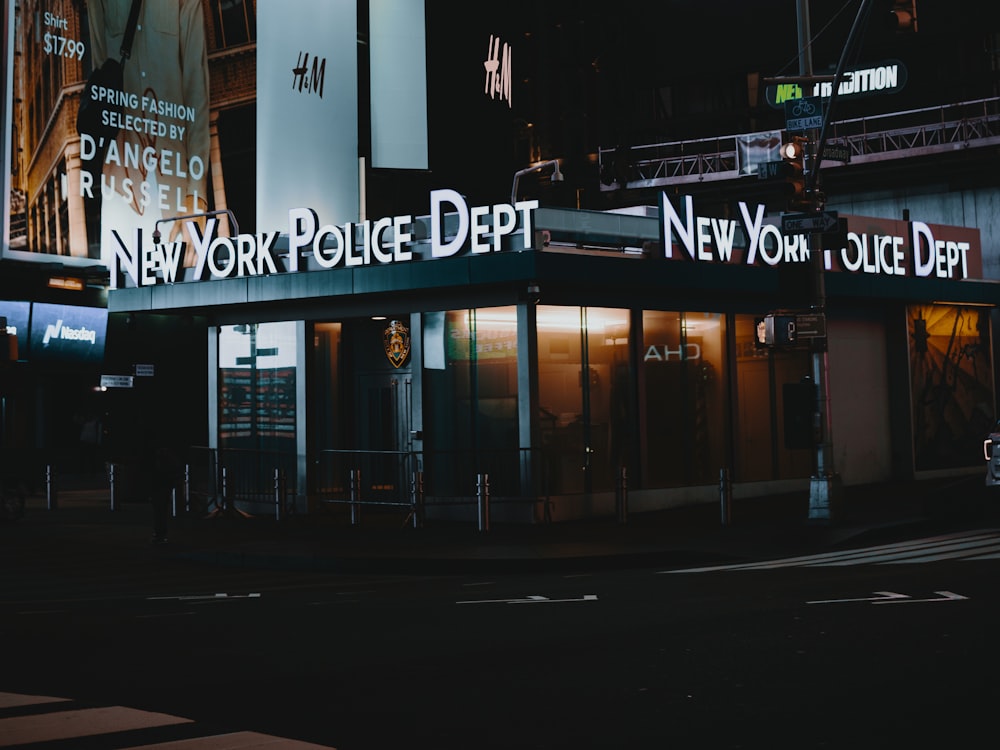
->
[713,218,737,262]
[393,216,413,261]
[661,193,696,260]
[208,237,237,278]
[470,204,491,254]
[492,204,517,250]
[757,225,785,266]
[431,189,469,258]
[345,222,369,267]
[371,217,394,264]
[738,201,766,265]
[911,221,936,278]
[256,233,279,274]
[287,207,319,272]
[643,344,702,362]
[313,224,345,268]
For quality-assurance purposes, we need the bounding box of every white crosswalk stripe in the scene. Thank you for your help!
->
[662,528,1000,574]
[0,692,335,749]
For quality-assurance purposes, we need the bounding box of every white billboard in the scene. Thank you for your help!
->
[0,0,370,276]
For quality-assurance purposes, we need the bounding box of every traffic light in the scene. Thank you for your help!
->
[889,1,917,32]
[780,136,808,210]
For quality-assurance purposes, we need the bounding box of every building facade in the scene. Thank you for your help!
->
[3,1,999,515]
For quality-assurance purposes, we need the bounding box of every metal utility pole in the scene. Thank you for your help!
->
[793,0,835,522]
[794,0,873,521]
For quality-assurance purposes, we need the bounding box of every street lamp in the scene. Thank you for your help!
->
[151,208,240,244]
[510,159,564,204]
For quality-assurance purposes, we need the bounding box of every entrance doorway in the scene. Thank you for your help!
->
[356,371,413,501]
[358,372,412,452]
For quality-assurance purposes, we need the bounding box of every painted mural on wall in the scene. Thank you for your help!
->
[908,304,994,471]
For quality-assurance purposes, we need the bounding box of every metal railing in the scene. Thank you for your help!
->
[599,96,1000,190]
[827,97,1000,160]
[313,449,423,527]
[183,446,297,521]
[420,447,549,528]
[313,447,550,529]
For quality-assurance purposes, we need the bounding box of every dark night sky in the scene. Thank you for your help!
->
[364,1,1000,213]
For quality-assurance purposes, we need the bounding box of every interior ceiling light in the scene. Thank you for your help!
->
[47,277,84,291]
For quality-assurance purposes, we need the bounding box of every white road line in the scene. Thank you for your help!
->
[875,541,1000,565]
[457,594,598,605]
[812,536,1000,566]
[147,593,262,601]
[967,551,1000,560]
[872,590,968,604]
[664,529,1000,573]
[807,590,911,605]
[136,611,198,619]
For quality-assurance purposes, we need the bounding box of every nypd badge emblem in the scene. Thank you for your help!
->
[383,319,410,368]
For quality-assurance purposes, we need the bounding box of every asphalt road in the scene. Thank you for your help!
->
[3,522,1000,749]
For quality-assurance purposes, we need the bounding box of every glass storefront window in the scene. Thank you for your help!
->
[733,314,813,482]
[537,306,632,495]
[640,311,727,488]
[218,321,298,452]
[908,304,994,470]
[423,306,520,495]
[312,322,344,452]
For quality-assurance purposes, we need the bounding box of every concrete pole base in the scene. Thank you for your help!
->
[809,473,842,522]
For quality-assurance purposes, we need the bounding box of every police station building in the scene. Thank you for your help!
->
[105,188,998,522]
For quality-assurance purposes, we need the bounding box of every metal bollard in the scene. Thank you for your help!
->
[719,467,733,526]
[410,471,425,529]
[108,463,118,512]
[171,487,178,518]
[350,468,361,525]
[46,464,58,511]
[477,473,490,532]
[274,467,285,521]
[615,465,628,525]
[221,465,228,511]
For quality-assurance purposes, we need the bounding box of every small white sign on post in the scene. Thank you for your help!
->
[134,364,155,377]
[101,375,134,389]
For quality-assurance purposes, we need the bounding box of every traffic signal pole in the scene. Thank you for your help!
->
[795,0,874,521]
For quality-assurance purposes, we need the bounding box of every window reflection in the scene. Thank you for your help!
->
[218,321,297,451]
[641,311,726,487]
[537,306,631,495]
[909,304,994,470]
[312,322,344,453]
[423,307,520,496]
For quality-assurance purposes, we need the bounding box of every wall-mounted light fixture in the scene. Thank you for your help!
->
[510,159,564,204]
[47,276,84,291]
[152,208,240,244]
